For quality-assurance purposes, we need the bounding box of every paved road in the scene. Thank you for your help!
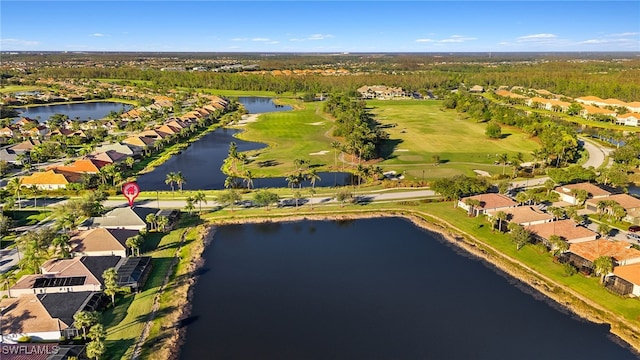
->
[0,248,19,273]
[580,137,613,169]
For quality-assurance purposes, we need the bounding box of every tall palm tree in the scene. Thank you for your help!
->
[331,141,341,169]
[243,170,254,190]
[175,171,186,191]
[495,211,508,232]
[497,153,509,175]
[52,233,71,259]
[145,213,157,231]
[6,177,22,209]
[193,191,207,214]
[0,270,16,298]
[165,172,177,192]
[306,169,321,189]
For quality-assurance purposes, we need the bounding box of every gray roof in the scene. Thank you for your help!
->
[37,291,97,328]
[0,148,18,163]
[80,206,159,230]
[81,255,122,282]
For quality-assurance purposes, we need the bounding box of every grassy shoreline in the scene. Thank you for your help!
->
[125,203,640,359]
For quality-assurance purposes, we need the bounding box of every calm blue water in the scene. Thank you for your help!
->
[179,218,639,360]
[14,102,132,122]
[238,96,293,113]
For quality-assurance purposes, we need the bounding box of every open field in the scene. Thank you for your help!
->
[232,98,541,180]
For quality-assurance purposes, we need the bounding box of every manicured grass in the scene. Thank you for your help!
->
[234,101,336,176]
[367,99,540,165]
[0,85,43,94]
[7,209,52,227]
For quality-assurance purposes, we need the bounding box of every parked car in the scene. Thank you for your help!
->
[626,233,640,243]
[628,225,640,232]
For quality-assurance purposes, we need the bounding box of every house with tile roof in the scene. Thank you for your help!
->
[563,239,640,274]
[616,113,640,127]
[47,158,106,175]
[579,104,617,119]
[0,292,102,343]
[10,138,41,153]
[458,193,517,216]
[70,228,140,257]
[585,193,640,223]
[92,142,139,157]
[20,170,72,190]
[605,263,640,296]
[9,256,122,296]
[87,150,128,164]
[487,206,554,226]
[526,219,598,244]
[553,182,612,205]
[122,135,156,153]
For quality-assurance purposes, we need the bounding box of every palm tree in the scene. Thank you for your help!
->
[156,216,169,232]
[306,169,321,189]
[6,177,22,209]
[145,213,157,231]
[331,141,341,169]
[243,170,254,190]
[125,157,135,169]
[286,174,301,189]
[544,179,556,196]
[549,235,568,256]
[495,211,508,232]
[184,196,195,215]
[51,233,71,259]
[126,234,144,256]
[175,171,186,191]
[0,270,16,298]
[73,311,100,340]
[593,256,613,284]
[165,172,177,192]
[193,191,207,214]
[464,198,481,217]
[102,267,120,304]
[497,153,509,175]
[598,222,611,238]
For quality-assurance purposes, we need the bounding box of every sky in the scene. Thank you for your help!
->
[1,1,639,53]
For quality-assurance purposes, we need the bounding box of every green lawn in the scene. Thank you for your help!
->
[229,99,541,180]
[0,85,43,94]
[234,101,336,176]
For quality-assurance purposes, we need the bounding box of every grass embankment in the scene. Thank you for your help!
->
[231,98,541,180]
[103,217,204,359]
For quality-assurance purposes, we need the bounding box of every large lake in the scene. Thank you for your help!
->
[14,102,132,121]
[178,217,638,360]
[135,97,352,190]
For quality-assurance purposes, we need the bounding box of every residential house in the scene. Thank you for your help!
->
[14,117,39,128]
[563,239,640,273]
[20,170,73,190]
[526,219,598,244]
[10,138,41,153]
[616,113,640,127]
[47,158,106,175]
[116,256,153,291]
[527,97,570,112]
[553,182,611,206]
[78,206,160,231]
[605,263,640,296]
[357,85,405,99]
[0,126,15,138]
[579,104,617,119]
[494,90,527,100]
[139,129,171,140]
[122,135,156,154]
[70,228,140,257]
[486,206,554,226]
[469,85,484,93]
[93,142,140,157]
[0,291,103,343]
[88,150,128,164]
[9,256,122,296]
[627,102,640,113]
[0,147,20,165]
[458,193,517,216]
[26,125,49,139]
[585,193,640,224]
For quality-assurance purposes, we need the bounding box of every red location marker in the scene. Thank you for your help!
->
[122,182,141,207]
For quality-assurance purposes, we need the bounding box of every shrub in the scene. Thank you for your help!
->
[563,263,577,277]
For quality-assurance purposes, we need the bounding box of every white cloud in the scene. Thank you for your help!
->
[308,34,333,40]
[0,38,40,47]
[415,38,434,43]
[517,33,557,42]
[439,35,476,43]
[605,32,639,37]
[580,39,606,44]
[91,33,105,37]
[251,38,271,42]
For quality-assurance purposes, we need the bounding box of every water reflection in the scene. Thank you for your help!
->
[14,102,132,121]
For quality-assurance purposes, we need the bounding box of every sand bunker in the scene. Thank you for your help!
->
[236,114,259,126]
[309,150,330,155]
[308,122,325,125]
[395,149,409,152]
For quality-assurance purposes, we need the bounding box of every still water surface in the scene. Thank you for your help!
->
[14,102,131,121]
[238,96,293,114]
[179,217,638,360]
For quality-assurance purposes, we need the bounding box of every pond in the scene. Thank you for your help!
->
[135,128,354,191]
[178,217,639,360]
[13,102,132,122]
[238,96,293,114]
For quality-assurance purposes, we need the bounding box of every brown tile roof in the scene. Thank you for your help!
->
[526,220,597,242]
[612,263,640,285]
[554,183,611,198]
[617,113,640,119]
[460,193,517,210]
[123,135,156,147]
[488,206,554,225]
[568,239,640,263]
[0,294,68,333]
[581,104,616,115]
[70,228,137,254]
[48,159,105,174]
[586,193,640,210]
